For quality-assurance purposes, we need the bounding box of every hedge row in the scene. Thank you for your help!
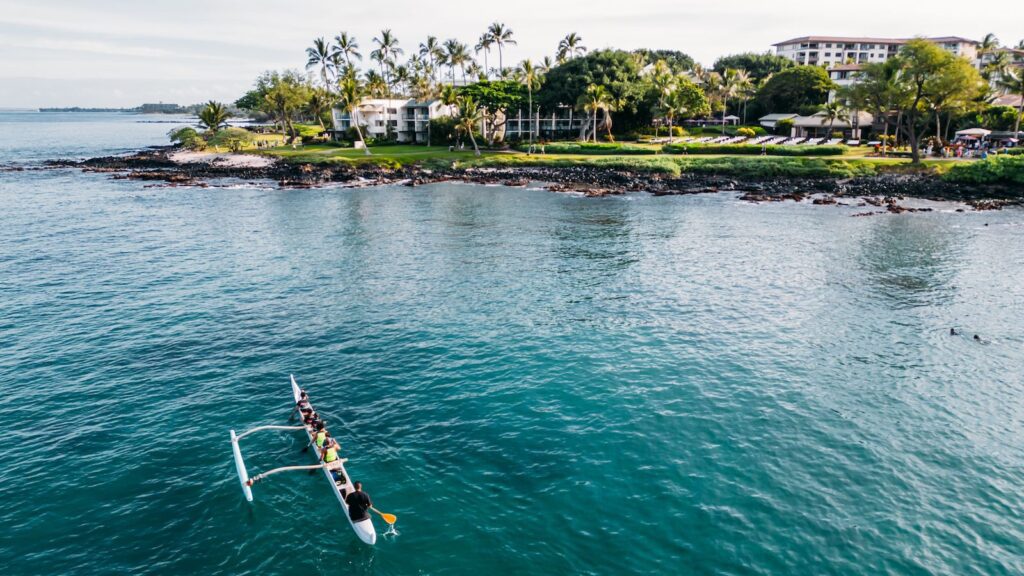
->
[662,144,847,156]
[942,155,1024,184]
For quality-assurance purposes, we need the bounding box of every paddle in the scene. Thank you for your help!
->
[370,506,397,525]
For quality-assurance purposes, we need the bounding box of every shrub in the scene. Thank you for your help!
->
[943,155,1024,184]
[167,127,205,150]
[662,143,847,156]
[1003,148,1024,156]
[207,127,254,152]
[429,117,459,146]
[674,157,877,179]
[775,118,794,136]
[737,127,757,138]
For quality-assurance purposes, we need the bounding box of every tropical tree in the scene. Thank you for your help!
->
[419,36,444,84]
[661,77,710,142]
[364,70,388,98]
[712,52,794,84]
[198,100,230,133]
[519,59,543,144]
[577,84,616,142]
[557,33,586,63]
[487,22,516,74]
[261,72,311,143]
[306,89,334,131]
[819,101,850,136]
[444,39,471,84]
[475,33,494,79]
[371,29,402,139]
[455,95,483,155]
[979,33,1001,59]
[306,37,334,89]
[331,32,362,76]
[844,60,905,155]
[984,51,1012,81]
[337,76,371,155]
[892,39,984,163]
[998,66,1024,135]
[725,68,755,123]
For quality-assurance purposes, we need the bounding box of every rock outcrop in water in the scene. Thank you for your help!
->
[52,147,1024,211]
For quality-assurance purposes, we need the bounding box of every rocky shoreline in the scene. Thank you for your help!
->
[47,147,1023,213]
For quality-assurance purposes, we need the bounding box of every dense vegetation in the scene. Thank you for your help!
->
[943,155,1024,184]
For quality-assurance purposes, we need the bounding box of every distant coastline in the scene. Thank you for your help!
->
[38,103,191,114]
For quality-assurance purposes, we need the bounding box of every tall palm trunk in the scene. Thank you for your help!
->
[498,45,503,74]
[528,87,533,144]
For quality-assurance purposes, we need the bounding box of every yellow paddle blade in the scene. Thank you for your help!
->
[380,512,397,524]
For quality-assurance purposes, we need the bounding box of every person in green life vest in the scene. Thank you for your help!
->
[320,435,345,466]
[314,422,328,449]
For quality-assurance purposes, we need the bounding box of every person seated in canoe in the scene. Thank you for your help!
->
[302,409,320,428]
[344,481,372,522]
[314,424,329,450]
[320,435,345,468]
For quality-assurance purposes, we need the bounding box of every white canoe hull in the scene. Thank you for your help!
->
[291,375,376,545]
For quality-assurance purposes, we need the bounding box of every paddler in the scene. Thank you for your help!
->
[344,481,373,523]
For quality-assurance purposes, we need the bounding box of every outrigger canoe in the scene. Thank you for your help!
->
[290,375,377,545]
[229,375,377,545]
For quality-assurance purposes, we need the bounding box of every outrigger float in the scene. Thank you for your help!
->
[229,375,393,545]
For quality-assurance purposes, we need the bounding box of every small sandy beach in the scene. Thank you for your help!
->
[168,150,277,168]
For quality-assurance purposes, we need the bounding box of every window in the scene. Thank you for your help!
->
[387,108,397,114]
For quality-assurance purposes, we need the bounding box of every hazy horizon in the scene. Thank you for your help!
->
[1,0,1021,108]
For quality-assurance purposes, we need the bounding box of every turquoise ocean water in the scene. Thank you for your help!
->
[1,112,1023,575]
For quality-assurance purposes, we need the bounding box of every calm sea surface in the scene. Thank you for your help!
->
[1,111,1023,575]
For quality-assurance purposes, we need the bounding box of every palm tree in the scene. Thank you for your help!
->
[662,85,692,144]
[487,22,516,75]
[371,29,402,139]
[557,33,586,63]
[998,66,1024,135]
[306,37,334,89]
[306,89,333,131]
[519,59,543,144]
[820,101,850,137]
[727,68,755,123]
[455,95,483,156]
[577,84,615,142]
[198,101,230,133]
[337,76,371,156]
[649,61,674,138]
[392,65,411,97]
[1016,40,1024,50]
[419,36,443,84]
[984,51,1012,82]
[331,32,362,75]
[701,71,729,133]
[979,33,1001,58]
[475,33,494,80]
[444,40,471,84]
[364,70,388,98]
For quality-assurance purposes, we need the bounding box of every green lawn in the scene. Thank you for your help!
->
[250,140,969,178]
[257,144,497,166]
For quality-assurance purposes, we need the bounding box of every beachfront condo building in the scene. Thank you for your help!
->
[330,98,454,144]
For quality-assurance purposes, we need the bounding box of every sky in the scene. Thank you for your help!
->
[0,0,1021,108]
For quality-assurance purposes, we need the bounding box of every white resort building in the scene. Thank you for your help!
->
[330,98,454,144]
[772,36,981,68]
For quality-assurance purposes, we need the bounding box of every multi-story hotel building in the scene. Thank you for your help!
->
[772,36,980,68]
